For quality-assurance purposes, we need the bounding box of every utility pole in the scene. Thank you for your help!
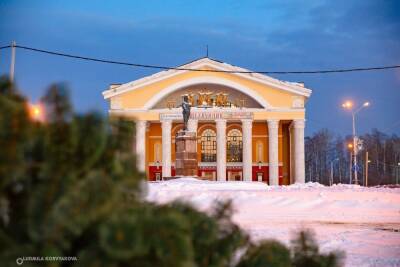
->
[365,151,369,187]
[10,41,16,82]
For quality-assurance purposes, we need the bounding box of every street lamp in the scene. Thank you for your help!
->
[347,143,353,183]
[342,100,370,185]
[28,103,44,122]
[347,143,353,149]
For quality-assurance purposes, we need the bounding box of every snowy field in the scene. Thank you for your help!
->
[146,178,400,267]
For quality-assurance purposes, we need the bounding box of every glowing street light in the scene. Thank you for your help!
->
[342,100,370,185]
[347,143,353,149]
[342,101,353,109]
[28,103,44,122]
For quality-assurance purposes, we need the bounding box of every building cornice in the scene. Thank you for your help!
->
[108,107,306,117]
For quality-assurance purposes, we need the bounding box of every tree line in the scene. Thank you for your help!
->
[305,128,400,186]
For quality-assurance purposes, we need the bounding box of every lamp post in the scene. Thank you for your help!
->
[342,101,370,185]
[347,143,353,184]
[365,152,369,187]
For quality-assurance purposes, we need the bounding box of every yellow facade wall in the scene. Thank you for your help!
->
[112,66,304,110]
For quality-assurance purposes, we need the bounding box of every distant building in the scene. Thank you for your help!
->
[103,58,312,184]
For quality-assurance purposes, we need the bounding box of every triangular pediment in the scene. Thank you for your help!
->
[102,58,312,100]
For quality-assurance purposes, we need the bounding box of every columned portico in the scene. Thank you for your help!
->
[104,57,312,184]
[268,119,279,185]
[135,120,147,173]
[216,119,227,181]
[293,119,305,183]
[242,119,253,181]
[161,119,172,178]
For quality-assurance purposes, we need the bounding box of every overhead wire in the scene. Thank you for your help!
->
[0,45,11,50]
[0,44,399,75]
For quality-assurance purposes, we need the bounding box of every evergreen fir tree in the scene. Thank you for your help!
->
[0,77,343,267]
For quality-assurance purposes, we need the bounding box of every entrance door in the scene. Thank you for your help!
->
[201,171,216,181]
[257,172,263,182]
[228,171,242,181]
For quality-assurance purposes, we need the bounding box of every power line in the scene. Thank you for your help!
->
[1,44,400,74]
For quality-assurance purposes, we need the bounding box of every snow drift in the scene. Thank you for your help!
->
[146,178,400,267]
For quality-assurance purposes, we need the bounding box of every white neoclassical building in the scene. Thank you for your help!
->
[103,57,312,184]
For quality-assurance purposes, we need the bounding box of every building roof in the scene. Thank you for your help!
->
[102,57,312,99]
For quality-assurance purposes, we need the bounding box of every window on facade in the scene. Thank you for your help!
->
[227,129,242,162]
[201,129,216,162]
[154,142,161,162]
[256,141,264,162]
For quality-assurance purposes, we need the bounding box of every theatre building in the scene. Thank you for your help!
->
[103,58,312,184]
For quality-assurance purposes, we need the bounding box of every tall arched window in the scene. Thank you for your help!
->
[256,141,264,162]
[227,129,242,162]
[201,129,216,162]
[154,142,161,162]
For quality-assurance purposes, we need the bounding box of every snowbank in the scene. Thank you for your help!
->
[146,178,400,267]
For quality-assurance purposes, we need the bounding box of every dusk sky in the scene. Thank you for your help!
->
[0,0,399,136]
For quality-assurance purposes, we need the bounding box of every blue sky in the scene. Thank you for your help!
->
[0,0,399,136]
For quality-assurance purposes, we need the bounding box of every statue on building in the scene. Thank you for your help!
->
[182,95,191,131]
[187,92,195,106]
[197,91,206,106]
[216,92,229,107]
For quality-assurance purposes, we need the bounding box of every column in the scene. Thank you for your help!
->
[293,119,305,183]
[216,119,227,181]
[135,120,147,173]
[161,119,172,178]
[268,119,279,185]
[187,119,198,133]
[136,121,147,172]
[242,119,253,181]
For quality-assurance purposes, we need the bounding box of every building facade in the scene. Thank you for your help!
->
[103,58,312,184]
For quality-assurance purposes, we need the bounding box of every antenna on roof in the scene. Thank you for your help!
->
[206,45,209,58]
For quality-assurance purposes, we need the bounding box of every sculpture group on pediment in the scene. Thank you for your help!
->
[164,89,253,110]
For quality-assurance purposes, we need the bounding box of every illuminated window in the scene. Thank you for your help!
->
[154,142,161,162]
[227,129,242,162]
[201,129,216,162]
[256,141,264,162]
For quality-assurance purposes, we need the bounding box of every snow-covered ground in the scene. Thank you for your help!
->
[146,178,400,267]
